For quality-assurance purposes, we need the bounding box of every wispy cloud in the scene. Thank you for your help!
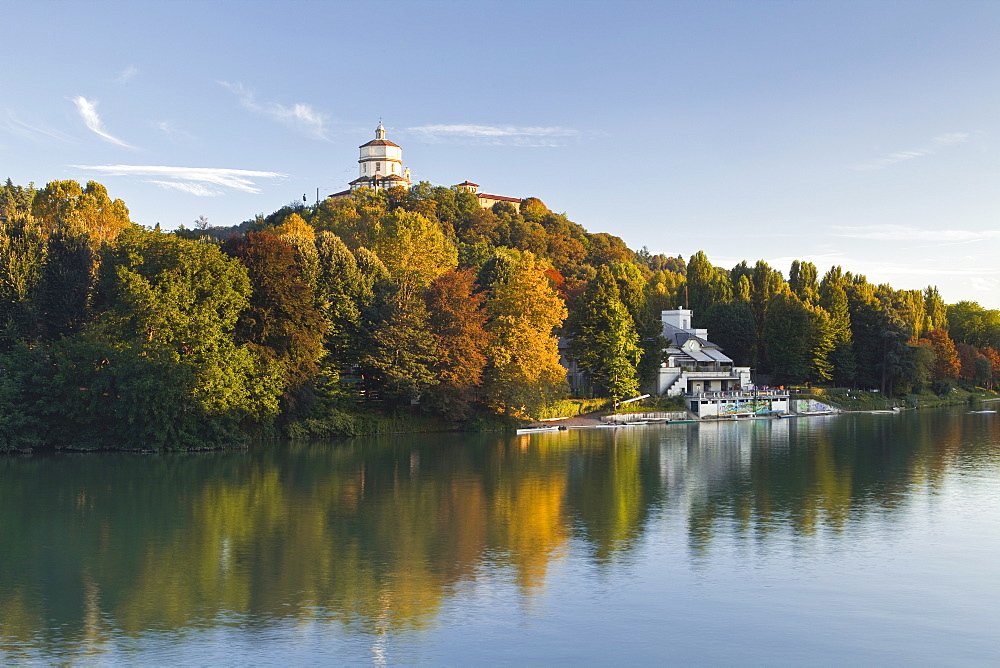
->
[220,82,328,140]
[406,123,579,146]
[115,65,138,85]
[852,132,969,171]
[3,110,72,142]
[153,120,196,143]
[832,224,1000,243]
[73,96,135,148]
[71,164,287,196]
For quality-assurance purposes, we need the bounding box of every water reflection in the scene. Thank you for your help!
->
[1,409,999,659]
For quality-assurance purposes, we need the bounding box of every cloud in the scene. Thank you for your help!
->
[852,132,969,171]
[73,96,135,148]
[3,111,72,142]
[220,82,328,140]
[153,120,195,143]
[115,65,138,85]
[147,180,222,197]
[832,224,1000,243]
[406,123,579,146]
[71,164,287,196]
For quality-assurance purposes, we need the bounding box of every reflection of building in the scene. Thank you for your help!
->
[656,309,788,418]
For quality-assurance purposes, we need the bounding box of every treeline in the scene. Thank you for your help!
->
[2,178,999,449]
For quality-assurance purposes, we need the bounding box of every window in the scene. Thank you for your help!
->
[376,162,380,172]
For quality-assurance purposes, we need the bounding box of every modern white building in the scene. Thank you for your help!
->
[656,309,788,418]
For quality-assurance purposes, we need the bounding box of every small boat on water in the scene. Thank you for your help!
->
[515,425,566,435]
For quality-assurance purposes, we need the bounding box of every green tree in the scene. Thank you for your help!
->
[222,231,326,417]
[789,260,819,305]
[762,290,812,385]
[819,272,856,386]
[567,266,642,398]
[371,209,458,302]
[685,251,732,314]
[702,302,755,367]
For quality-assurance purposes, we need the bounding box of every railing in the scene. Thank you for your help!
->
[686,390,790,399]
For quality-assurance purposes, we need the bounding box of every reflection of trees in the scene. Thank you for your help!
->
[0,433,656,658]
[680,412,1000,556]
[1,411,998,658]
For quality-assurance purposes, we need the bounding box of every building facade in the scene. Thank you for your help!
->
[330,124,520,206]
[656,309,788,418]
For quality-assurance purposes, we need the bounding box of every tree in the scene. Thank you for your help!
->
[925,328,961,381]
[567,266,642,398]
[482,252,568,416]
[789,260,819,305]
[982,347,1000,389]
[819,274,856,386]
[685,251,732,314]
[762,290,812,385]
[222,231,326,416]
[55,229,283,448]
[0,213,46,347]
[702,302,755,367]
[32,180,131,247]
[423,268,489,416]
[955,343,982,381]
[371,209,458,302]
[358,279,439,403]
[750,261,787,368]
[34,233,96,341]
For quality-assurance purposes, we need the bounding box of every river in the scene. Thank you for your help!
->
[2,406,999,664]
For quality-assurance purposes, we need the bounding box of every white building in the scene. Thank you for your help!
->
[330,124,520,206]
[657,309,788,418]
[347,122,412,191]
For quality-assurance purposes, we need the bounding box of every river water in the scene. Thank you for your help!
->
[2,406,999,664]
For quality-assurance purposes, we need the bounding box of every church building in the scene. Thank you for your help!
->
[330,123,520,210]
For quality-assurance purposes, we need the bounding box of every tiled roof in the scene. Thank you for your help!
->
[359,139,400,148]
[478,193,522,203]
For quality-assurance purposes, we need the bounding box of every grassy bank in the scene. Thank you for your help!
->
[795,386,1000,411]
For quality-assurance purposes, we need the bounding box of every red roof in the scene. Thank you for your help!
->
[478,193,522,203]
[359,139,400,148]
[455,180,479,187]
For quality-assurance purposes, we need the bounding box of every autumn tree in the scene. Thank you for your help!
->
[925,328,961,381]
[482,251,568,416]
[955,343,982,381]
[32,180,131,247]
[423,268,489,416]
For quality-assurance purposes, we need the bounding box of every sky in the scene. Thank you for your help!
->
[2,0,998,308]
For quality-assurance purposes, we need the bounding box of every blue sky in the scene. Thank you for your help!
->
[2,0,998,308]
